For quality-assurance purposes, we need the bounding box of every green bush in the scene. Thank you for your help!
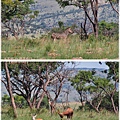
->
[100,92,119,111]
[99,21,118,37]
[41,96,49,109]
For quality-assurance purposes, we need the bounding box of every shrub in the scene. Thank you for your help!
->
[99,21,118,37]
[100,92,119,111]
[41,96,49,109]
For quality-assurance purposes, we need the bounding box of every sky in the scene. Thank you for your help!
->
[66,61,109,69]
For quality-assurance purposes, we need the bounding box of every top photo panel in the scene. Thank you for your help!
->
[1,0,119,60]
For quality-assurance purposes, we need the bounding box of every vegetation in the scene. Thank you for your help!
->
[99,21,118,37]
[1,62,119,119]
[1,106,119,120]
[1,34,118,59]
[1,0,39,39]
[70,62,119,113]
[56,0,118,38]
[1,62,73,117]
[1,0,119,59]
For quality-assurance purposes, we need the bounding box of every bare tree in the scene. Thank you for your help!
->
[43,63,75,116]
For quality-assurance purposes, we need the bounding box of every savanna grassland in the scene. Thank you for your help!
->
[1,104,118,120]
[1,34,118,59]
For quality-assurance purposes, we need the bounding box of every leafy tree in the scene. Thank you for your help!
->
[104,62,119,113]
[2,0,39,39]
[96,62,119,113]
[70,71,94,106]
[1,62,60,109]
[70,65,119,113]
[56,0,118,38]
[56,0,99,38]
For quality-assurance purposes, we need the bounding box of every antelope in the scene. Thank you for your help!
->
[51,28,73,41]
[32,114,43,120]
[57,108,73,120]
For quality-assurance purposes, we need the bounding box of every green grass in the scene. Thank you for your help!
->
[1,106,118,120]
[1,35,119,59]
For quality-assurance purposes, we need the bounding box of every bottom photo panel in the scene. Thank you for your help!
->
[1,61,119,120]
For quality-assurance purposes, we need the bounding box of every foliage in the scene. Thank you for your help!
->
[56,0,69,7]
[41,96,49,109]
[14,95,28,108]
[2,94,10,104]
[70,63,119,113]
[71,70,94,93]
[51,22,76,33]
[1,0,39,39]
[105,62,119,80]
[2,94,28,108]
[58,21,64,29]
[99,21,118,37]
[100,92,119,111]
[2,0,34,21]
[51,24,70,33]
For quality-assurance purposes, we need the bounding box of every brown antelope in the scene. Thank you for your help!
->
[32,114,43,120]
[51,28,73,41]
[57,108,73,120]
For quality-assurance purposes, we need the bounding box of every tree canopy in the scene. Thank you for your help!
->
[70,62,119,113]
[2,0,39,39]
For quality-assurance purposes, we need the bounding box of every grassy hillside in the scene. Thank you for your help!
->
[1,106,118,120]
[2,34,118,59]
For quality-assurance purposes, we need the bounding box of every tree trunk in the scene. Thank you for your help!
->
[49,100,55,116]
[111,97,118,114]
[32,99,36,109]
[26,98,33,109]
[89,101,99,113]
[93,23,98,38]
[92,0,98,38]
[5,62,18,118]
[14,32,18,40]
[36,91,46,109]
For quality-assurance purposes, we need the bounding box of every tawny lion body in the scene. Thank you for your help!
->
[51,28,73,41]
[58,108,73,120]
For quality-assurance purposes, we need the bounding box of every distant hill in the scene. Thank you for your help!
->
[2,0,118,37]
[25,0,118,35]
